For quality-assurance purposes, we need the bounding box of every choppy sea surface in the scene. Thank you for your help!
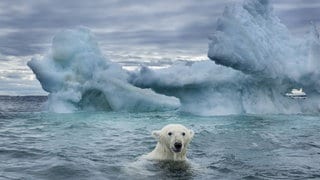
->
[1,96,320,180]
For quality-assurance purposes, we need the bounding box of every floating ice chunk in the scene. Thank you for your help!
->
[28,27,179,113]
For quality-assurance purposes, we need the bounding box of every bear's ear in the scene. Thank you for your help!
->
[189,130,194,139]
[152,130,161,140]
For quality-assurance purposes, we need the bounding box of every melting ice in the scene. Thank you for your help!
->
[28,0,320,115]
[27,28,179,113]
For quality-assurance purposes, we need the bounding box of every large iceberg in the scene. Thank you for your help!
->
[28,28,179,113]
[28,0,320,115]
[130,0,320,115]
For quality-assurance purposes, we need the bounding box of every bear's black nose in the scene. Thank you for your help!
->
[174,142,182,149]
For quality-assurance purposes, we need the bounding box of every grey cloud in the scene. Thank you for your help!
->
[0,0,320,55]
[4,73,23,79]
[1,0,319,57]
[0,0,232,57]
[277,7,320,26]
[272,0,320,34]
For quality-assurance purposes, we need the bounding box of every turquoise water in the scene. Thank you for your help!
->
[1,96,320,179]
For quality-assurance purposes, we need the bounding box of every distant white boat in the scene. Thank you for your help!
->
[285,88,307,99]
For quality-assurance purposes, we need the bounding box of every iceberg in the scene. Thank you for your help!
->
[28,0,320,115]
[28,28,180,113]
[130,0,320,115]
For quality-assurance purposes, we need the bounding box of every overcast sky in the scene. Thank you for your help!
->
[0,0,319,95]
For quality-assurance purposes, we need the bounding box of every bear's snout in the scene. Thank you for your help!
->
[173,142,183,152]
[174,142,182,149]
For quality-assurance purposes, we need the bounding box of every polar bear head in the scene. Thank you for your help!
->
[152,124,194,155]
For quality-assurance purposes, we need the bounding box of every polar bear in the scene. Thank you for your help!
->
[145,124,194,161]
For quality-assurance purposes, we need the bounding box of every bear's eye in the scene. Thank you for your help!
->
[182,132,186,136]
[168,132,172,136]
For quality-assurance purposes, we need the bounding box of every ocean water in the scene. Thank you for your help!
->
[1,96,320,180]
